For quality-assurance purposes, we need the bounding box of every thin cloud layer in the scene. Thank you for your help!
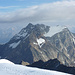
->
[0,6,20,9]
[0,0,75,25]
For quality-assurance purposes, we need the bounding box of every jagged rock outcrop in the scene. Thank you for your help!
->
[28,59,75,75]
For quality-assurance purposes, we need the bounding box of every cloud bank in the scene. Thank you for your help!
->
[0,0,75,28]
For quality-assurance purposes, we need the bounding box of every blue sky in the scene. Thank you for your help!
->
[0,0,75,33]
[0,0,62,12]
[0,0,62,7]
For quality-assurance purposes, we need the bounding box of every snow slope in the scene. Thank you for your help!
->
[0,59,14,64]
[44,25,67,37]
[9,41,21,48]
[0,59,71,75]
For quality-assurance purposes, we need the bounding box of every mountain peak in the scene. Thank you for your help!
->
[27,23,34,28]
[1,23,74,67]
[10,24,68,43]
[26,23,34,28]
[28,23,33,25]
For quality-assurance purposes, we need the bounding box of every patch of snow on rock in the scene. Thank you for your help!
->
[33,38,45,48]
[74,61,75,63]
[71,33,75,44]
[9,41,21,48]
[73,38,75,44]
[33,42,37,45]
[37,38,45,48]
[44,25,67,37]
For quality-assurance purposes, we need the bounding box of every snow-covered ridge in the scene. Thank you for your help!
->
[0,59,71,75]
[44,25,67,37]
[14,30,28,40]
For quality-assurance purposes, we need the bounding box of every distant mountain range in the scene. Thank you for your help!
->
[0,23,75,67]
[0,27,18,44]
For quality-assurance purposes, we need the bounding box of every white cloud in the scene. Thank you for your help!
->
[0,6,20,9]
[0,0,75,29]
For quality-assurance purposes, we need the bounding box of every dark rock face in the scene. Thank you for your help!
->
[28,59,75,75]
[0,23,75,67]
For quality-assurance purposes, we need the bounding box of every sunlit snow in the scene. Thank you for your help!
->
[44,25,67,37]
[0,59,14,64]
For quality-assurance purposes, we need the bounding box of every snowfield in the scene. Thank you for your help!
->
[0,59,71,75]
[44,25,67,37]
[0,59,14,64]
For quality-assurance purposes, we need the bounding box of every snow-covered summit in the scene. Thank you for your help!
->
[12,23,34,40]
[0,59,71,75]
[44,25,67,37]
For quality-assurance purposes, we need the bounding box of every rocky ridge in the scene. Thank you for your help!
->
[0,23,75,67]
